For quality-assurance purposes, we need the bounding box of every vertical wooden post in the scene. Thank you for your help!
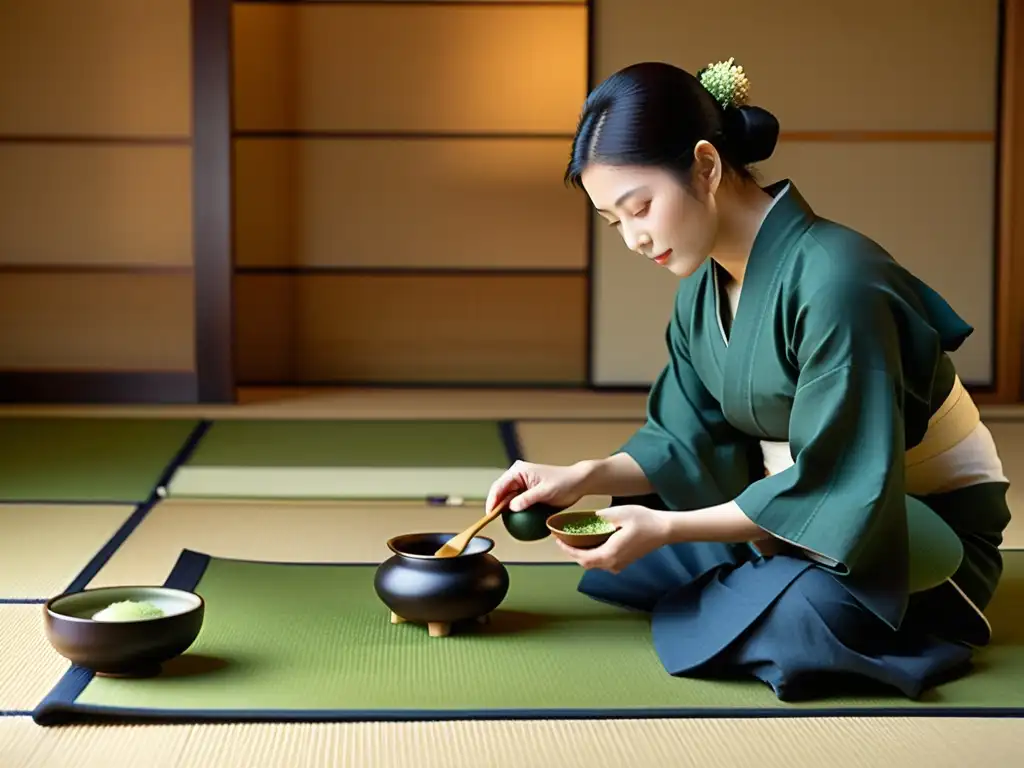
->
[990,0,1024,404]
[191,0,235,403]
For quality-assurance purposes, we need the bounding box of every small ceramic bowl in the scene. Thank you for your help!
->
[43,585,204,678]
[546,510,619,549]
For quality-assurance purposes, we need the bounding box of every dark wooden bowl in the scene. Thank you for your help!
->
[43,585,204,677]
[545,510,619,549]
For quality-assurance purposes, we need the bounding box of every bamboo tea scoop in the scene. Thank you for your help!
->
[434,497,510,558]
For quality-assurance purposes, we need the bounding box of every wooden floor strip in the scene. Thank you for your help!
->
[0,606,70,713]
[1,715,1020,768]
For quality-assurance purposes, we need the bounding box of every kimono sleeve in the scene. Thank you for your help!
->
[618,298,759,511]
[732,279,935,625]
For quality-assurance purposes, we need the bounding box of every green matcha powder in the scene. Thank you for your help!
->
[562,516,616,535]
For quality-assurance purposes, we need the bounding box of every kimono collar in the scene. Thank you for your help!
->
[749,180,816,264]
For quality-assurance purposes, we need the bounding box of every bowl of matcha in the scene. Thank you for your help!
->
[43,585,204,677]
[545,510,620,549]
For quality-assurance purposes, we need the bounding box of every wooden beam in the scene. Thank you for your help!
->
[780,130,994,143]
[0,373,197,405]
[981,0,1024,405]
[191,0,235,403]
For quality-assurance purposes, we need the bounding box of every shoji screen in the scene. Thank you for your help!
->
[231,0,591,385]
[590,0,1001,388]
[0,0,195,392]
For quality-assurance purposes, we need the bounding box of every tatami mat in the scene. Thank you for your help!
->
[166,466,506,501]
[0,417,197,503]
[988,421,1024,537]
[514,419,642,511]
[1,715,1020,767]
[0,606,69,713]
[515,419,642,465]
[166,419,511,501]
[3,401,1024,767]
[85,499,569,589]
[183,419,510,467]
[38,548,1021,724]
[0,505,132,599]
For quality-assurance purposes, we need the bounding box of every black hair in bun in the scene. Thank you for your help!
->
[565,59,780,188]
[722,104,780,165]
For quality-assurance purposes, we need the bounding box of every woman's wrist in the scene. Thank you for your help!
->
[661,501,768,544]
[573,453,654,499]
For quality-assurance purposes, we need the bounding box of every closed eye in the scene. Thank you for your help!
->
[600,200,649,227]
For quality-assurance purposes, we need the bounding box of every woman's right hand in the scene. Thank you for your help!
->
[485,460,592,514]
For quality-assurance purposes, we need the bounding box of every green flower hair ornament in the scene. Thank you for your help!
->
[698,58,751,109]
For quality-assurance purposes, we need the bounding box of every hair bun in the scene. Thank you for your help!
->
[698,58,779,164]
[724,105,779,164]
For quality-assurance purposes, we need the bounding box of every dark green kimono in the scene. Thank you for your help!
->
[576,181,1011,700]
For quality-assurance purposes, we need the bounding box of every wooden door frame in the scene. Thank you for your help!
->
[978,0,1024,405]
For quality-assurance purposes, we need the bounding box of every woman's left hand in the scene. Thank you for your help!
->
[554,505,671,574]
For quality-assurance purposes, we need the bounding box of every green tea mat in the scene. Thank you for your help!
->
[32,549,1024,725]
[0,417,200,503]
[165,419,515,501]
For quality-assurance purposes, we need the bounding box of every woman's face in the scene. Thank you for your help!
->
[580,151,720,279]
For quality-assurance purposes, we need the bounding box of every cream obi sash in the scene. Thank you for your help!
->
[760,376,995,496]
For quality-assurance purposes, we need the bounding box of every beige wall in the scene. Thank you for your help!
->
[591,0,1001,386]
[0,0,1003,392]
[231,0,590,385]
[0,0,194,375]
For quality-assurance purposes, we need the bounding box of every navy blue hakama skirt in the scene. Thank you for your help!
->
[576,540,976,701]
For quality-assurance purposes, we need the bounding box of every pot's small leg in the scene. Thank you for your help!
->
[428,622,450,638]
[390,611,406,624]
[476,614,490,625]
